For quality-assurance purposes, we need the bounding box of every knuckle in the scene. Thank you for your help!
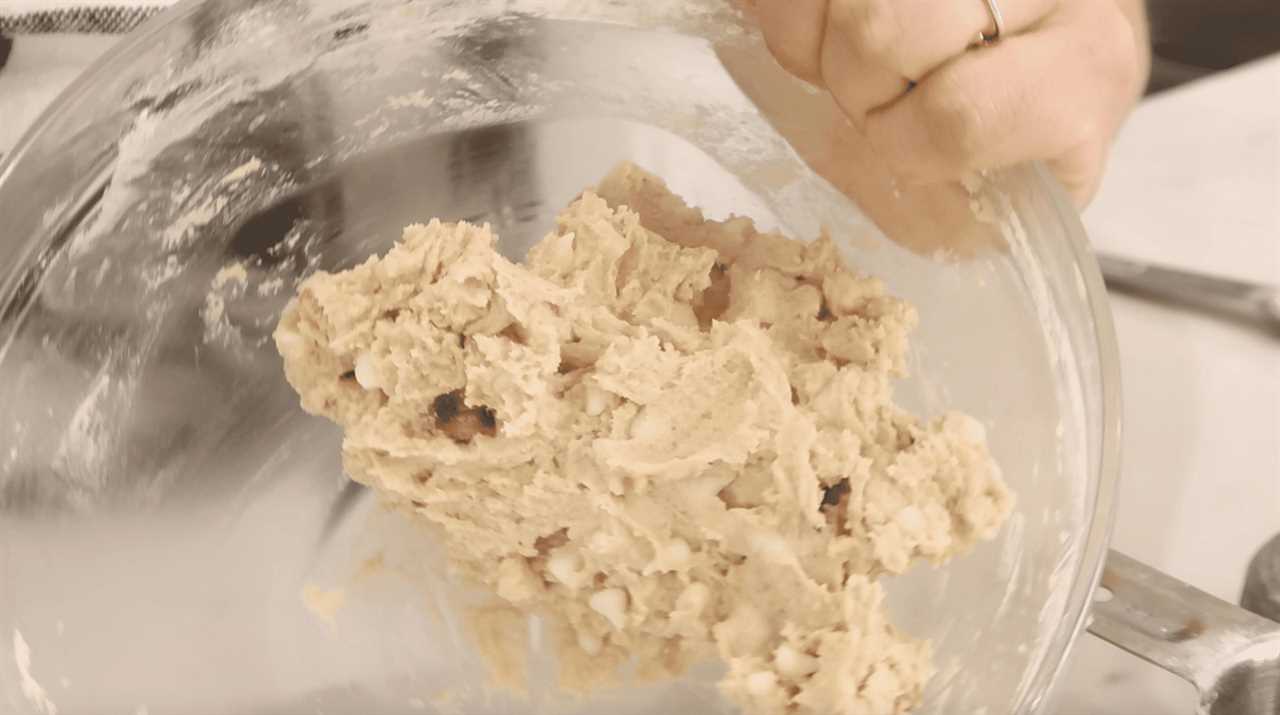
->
[919,80,986,166]
[766,34,820,82]
[758,2,823,82]
[1050,122,1102,173]
[1069,120,1103,154]
[1051,142,1108,205]
[1053,105,1104,154]
[826,0,905,70]
[1085,2,1143,96]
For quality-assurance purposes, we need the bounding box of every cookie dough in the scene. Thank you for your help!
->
[275,162,1013,715]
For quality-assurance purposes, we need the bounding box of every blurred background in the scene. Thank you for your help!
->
[1144,0,1280,91]
[1,1,1277,713]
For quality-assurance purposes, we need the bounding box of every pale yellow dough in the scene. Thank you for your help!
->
[275,163,1013,715]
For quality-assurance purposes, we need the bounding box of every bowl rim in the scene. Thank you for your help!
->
[1013,162,1123,712]
[0,0,205,188]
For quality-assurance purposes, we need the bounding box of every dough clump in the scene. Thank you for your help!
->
[275,162,1013,715]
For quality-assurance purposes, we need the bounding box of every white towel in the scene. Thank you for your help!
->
[0,0,175,33]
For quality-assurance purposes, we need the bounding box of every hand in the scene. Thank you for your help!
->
[752,0,1150,205]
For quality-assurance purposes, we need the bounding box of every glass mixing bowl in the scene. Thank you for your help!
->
[0,0,1121,713]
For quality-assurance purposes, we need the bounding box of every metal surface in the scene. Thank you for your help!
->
[1244,534,1280,625]
[1096,251,1280,333]
[1090,551,1280,714]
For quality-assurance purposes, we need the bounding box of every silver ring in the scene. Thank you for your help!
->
[977,0,1005,45]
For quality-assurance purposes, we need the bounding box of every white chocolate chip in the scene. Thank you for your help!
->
[275,327,306,355]
[675,582,710,615]
[628,406,664,441]
[353,352,381,390]
[588,588,629,630]
[663,539,691,567]
[577,631,603,656]
[584,384,609,416]
[647,538,692,574]
[774,643,819,678]
[745,670,778,697]
[546,549,588,590]
[750,531,793,564]
[895,505,926,535]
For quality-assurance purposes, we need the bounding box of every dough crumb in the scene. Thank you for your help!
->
[430,688,462,715]
[13,629,58,715]
[218,156,264,187]
[300,585,346,626]
[212,261,248,288]
[204,261,249,345]
[275,162,1013,715]
[465,605,530,694]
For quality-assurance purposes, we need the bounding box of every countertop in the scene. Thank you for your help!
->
[2,34,1278,715]
[1064,52,1280,714]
